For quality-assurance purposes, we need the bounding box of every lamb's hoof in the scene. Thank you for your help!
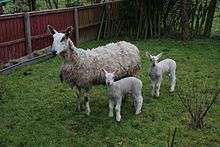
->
[85,107,91,116]
[86,111,90,116]
[169,88,175,93]
[116,116,121,122]
[155,94,160,98]
[109,112,114,117]
[135,110,141,115]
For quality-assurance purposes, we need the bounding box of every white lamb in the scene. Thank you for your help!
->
[146,52,176,97]
[103,69,143,122]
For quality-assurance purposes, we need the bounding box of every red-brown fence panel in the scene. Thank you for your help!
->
[30,8,75,51]
[0,14,26,63]
[78,5,103,42]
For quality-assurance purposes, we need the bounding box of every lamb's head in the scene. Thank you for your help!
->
[102,69,117,86]
[146,52,162,67]
[48,25,74,55]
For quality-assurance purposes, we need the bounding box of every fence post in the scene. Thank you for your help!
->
[24,12,32,55]
[74,7,80,46]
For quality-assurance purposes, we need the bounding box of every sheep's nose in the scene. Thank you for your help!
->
[51,50,57,55]
[107,82,110,86]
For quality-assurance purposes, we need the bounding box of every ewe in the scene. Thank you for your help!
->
[48,25,141,115]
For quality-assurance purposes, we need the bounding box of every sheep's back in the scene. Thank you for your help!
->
[62,41,141,88]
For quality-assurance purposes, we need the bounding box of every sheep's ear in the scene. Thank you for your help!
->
[65,26,73,38]
[47,25,57,35]
[112,69,119,75]
[102,69,108,74]
[156,53,163,59]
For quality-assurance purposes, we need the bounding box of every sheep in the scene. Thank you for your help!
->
[103,69,143,122]
[145,52,176,97]
[47,25,141,115]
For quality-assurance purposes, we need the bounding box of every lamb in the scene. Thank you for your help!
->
[146,52,176,97]
[47,25,141,115]
[103,69,143,122]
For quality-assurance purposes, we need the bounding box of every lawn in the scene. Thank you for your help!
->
[0,39,220,146]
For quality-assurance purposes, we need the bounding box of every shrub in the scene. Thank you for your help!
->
[177,81,220,129]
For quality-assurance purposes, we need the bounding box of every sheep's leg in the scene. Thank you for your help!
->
[151,79,156,96]
[134,93,143,115]
[169,71,176,92]
[155,77,162,97]
[115,98,122,122]
[84,89,91,116]
[75,88,82,112]
[109,99,114,117]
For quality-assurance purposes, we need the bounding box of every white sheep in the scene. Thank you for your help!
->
[47,25,141,115]
[103,69,143,122]
[146,52,176,97]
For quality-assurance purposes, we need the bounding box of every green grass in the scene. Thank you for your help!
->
[0,39,220,146]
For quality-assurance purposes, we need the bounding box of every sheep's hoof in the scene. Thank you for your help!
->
[151,92,155,97]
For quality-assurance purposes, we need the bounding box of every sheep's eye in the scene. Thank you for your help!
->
[60,37,65,42]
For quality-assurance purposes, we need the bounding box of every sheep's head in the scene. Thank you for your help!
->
[102,69,117,86]
[48,25,74,55]
[146,52,162,66]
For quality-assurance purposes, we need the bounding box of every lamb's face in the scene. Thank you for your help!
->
[48,25,73,55]
[146,52,162,66]
[150,55,159,66]
[103,69,115,86]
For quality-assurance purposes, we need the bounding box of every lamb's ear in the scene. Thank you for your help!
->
[65,26,73,38]
[47,25,57,35]
[156,53,163,59]
[145,52,151,58]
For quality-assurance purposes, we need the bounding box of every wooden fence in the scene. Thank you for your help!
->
[0,1,119,64]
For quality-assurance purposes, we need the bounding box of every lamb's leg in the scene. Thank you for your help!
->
[109,99,114,117]
[134,93,143,115]
[115,98,122,122]
[84,89,91,116]
[169,71,176,92]
[151,79,156,96]
[75,88,82,112]
[155,77,162,97]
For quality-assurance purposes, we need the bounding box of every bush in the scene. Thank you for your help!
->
[4,1,29,13]
[177,81,220,129]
